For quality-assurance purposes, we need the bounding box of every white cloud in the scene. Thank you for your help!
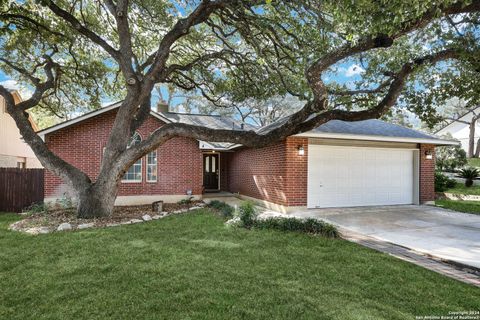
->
[344,64,365,77]
[0,79,20,91]
[0,79,33,99]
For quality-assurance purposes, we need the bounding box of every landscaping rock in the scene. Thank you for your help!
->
[106,223,121,227]
[8,221,22,231]
[188,206,202,211]
[77,223,95,230]
[152,215,162,220]
[173,210,183,214]
[130,219,143,224]
[25,227,51,235]
[120,220,132,225]
[142,214,152,221]
[198,202,207,207]
[225,217,241,226]
[57,223,72,231]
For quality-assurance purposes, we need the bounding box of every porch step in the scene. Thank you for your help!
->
[202,192,237,198]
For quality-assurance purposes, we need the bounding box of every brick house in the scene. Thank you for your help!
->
[38,102,457,212]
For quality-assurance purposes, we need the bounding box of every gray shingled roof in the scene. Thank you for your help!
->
[156,111,256,149]
[156,111,256,131]
[309,119,438,139]
[257,115,442,139]
[38,101,456,148]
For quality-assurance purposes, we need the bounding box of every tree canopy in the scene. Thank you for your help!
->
[0,0,479,217]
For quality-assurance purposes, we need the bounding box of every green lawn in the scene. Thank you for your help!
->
[436,199,480,215]
[0,211,479,320]
[468,158,480,168]
[445,182,480,195]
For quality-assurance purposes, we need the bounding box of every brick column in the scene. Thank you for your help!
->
[285,137,308,207]
[419,144,435,203]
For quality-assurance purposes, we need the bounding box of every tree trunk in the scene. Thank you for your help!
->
[469,120,476,158]
[475,138,480,158]
[76,183,118,219]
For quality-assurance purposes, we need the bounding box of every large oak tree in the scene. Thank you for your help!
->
[0,0,479,218]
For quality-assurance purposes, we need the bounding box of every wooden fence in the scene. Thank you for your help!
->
[0,168,44,213]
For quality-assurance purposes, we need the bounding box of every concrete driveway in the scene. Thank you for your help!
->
[287,205,480,269]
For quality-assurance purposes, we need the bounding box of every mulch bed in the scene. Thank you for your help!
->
[11,200,206,233]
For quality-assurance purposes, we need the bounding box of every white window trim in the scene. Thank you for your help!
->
[146,150,158,183]
[122,157,143,183]
[121,132,143,183]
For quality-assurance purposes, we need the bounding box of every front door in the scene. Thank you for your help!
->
[203,154,219,190]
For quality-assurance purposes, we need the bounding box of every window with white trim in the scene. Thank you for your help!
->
[122,132,142,182]
[147,151,157,182]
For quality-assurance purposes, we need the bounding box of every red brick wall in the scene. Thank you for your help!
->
[285,137,308,206]
[219,152,229,191]
[227,142,288,205]
[44,109,203,198]
[419,144,435,203]
[227,139,436,207]
[227,137,308,207]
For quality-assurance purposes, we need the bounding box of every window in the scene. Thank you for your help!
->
[122,132,142,182]
[127,132,142,148]
[147,151,157,182]
[17,162,26,169]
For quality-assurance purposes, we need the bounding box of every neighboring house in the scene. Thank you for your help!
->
[436,106,480,153]
[38,102,456,211]
[0,92,42,168]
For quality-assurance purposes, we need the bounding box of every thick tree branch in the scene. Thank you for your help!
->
[115,48,463,176]
[0,86,91,192]
[0,55,59,111]
[41,0,121,61]
[306,0,480,101]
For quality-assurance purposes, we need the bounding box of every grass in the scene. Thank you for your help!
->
[436,199,480,215]
[468,158,480,168]
[0,210,479,320]
[445,182,480,195]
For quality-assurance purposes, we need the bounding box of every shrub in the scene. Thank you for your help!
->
[253,217,338,238]
[56,193,75,209]
[177,197,194,205]
[208,200,234,218]
[23,202,48,215]
[434,172,456,192]
[458,167,480,187]
[238,201,257,228]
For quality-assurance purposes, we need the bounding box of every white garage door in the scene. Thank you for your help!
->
[307,145,415,208]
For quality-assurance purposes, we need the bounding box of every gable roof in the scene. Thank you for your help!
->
[37,101,458,147]
[37,102,251,150]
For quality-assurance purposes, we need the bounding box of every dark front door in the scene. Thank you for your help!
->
[203,154,219,190]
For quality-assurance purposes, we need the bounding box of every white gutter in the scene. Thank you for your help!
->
[294,131,460,146]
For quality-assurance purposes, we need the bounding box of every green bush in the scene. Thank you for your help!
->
[253,217,338,238]
[24,202,48,215]
[177,197,194,205]
[208,200,234,218]
[238,201,257,228]
[458,167,480,187]
[434,172,456,192]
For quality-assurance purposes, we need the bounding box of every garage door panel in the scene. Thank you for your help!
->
[307,145,415,208]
